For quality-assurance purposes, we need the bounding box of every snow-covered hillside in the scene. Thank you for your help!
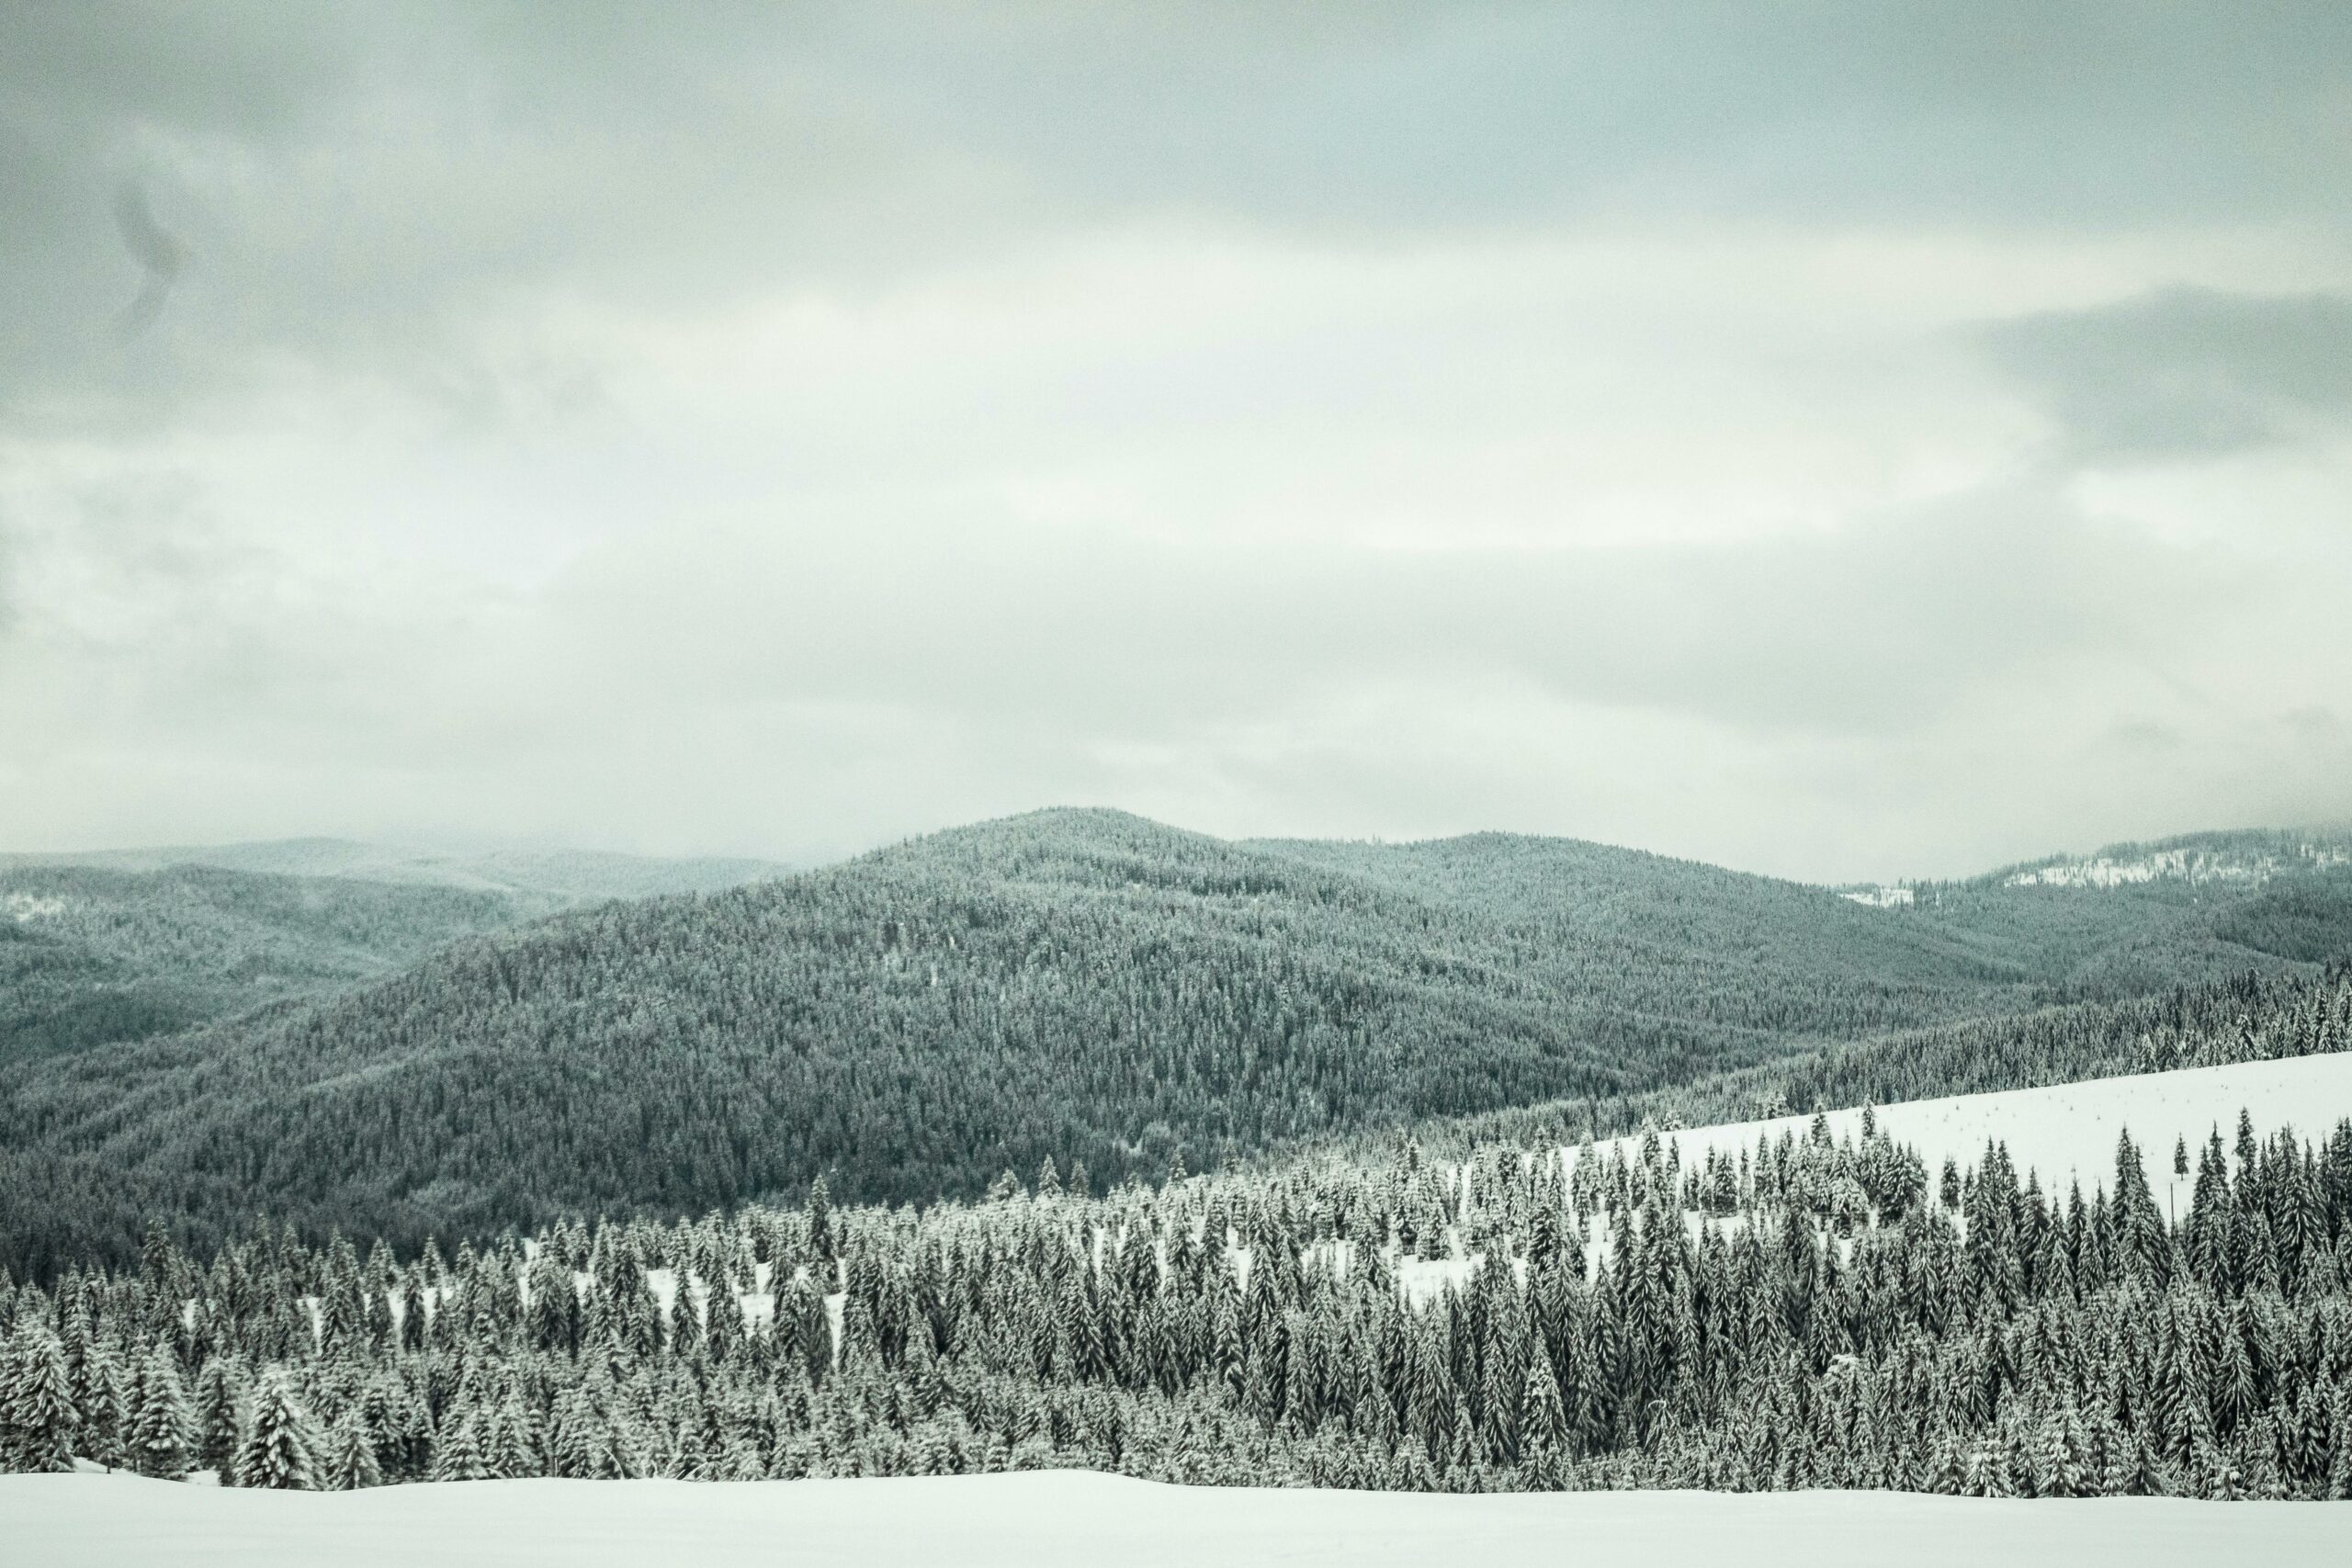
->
[5,1469,2342,1568]
[2001,838,2350,890]
[1580,1053,2352,1212]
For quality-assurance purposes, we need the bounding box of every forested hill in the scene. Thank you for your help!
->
[0,845,787,1061]
[1273,829,2352,1001]
[6,807,2349,1274]
[0,864,526,1061]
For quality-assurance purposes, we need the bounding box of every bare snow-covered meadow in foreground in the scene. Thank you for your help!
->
[6,1469,2346,1568]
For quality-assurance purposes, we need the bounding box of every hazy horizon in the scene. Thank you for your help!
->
[8,6,2352,885]
[10,802,2348,891]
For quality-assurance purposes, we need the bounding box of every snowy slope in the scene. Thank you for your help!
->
[1577,1053,2352,1211]
[2003,840,2349,889]
[4,1470,2343,1568]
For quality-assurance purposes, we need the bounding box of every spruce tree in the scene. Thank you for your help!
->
[76,1339,129,1471]
[430,1408,493,1482]
[128,1344,195,1480]
[1520,1353,1570,1485]
[193,1357,244,1480]
[320,1407,382,1490]
[487,1397,540,1478]
[5,1324,79,1473]
[808,1177,835,1263]
[234,1371,320,1490]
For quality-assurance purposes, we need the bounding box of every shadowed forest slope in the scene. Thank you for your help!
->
[7,809,2351,1272]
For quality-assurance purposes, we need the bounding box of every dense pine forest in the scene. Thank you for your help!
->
[0,864,526,1062]
[5,1108,2350,1499]
[6,811,2352,1276]
[6,816,2351,1500]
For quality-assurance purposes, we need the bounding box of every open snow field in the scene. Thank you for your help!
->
[1581,1052,2352,1206]
[4,1470,2345,1568]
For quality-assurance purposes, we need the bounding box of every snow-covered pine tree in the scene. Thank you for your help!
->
[70,1337,128,1471]
[234,1371,320,1489]
[320,1406,382,1490]
[718,1426,766,1481]
[128,1342,195,1479]
[429,1407,493,1482]
[807,1176,835,1262]
[5,1322,80,1473]
[548,1385,607,1479]
[488,1395,541,1478]
[192,1355,245,1480]
[1520,1354,1569,1487]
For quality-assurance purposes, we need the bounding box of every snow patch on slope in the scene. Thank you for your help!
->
[1578,1053,2352,1213]
[2004,840,2350,890]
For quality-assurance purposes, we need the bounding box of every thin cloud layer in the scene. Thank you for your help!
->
[3,6,2350,881]
[1980,287,2352,459]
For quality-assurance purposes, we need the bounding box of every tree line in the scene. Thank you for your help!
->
[6,1102,2352,1499]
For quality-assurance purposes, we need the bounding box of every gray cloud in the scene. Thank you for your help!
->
[1980,287,2352,460]
[7,5,2352,423]
[2,6,2350,879]
[110,182,184,340]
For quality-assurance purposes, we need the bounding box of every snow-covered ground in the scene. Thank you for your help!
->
[1578,1053,2352,1213]
[5,1470,2342,1568]
[2,889,68,921]
[2001,840,2349,889]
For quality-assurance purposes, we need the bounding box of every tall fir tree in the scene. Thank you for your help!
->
[5,1323,79,1473]
[234,1371,320,1490]
[320,1406,382,1490]
[127,1343,195,1480]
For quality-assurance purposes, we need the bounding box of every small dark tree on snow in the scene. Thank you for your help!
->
[234,1371,320,1490]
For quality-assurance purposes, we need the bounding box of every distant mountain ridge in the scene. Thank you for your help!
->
[0,840,789,1060]
[3,836,788,903]
[6,807,2351,1272]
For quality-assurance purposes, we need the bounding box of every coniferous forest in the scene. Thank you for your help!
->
[12,7,2352,1556]
[7,813,2351,1277]
[4,1107,2350,1499]
[5,815,2352,1504]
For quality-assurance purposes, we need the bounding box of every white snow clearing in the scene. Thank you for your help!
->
[1577,1052,2352,1211]
[4,1470,2342,1568]
[2001,840,2349,889]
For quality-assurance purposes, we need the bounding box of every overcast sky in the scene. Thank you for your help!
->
[5,4,2350,883]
